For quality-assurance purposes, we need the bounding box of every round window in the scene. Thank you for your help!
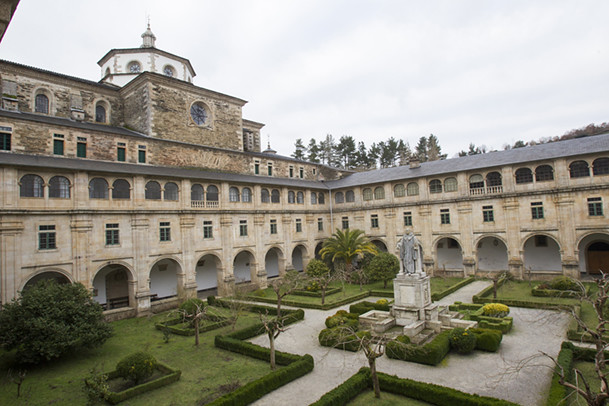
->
[190,102,208,125]
[128,61,141,73]
[163,65,175,77]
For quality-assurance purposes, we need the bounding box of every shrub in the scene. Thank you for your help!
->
[386,330,451,365]
[365,252,400,288]
[349,300,390,315]
[319,327,370,352]
[470,328,503,352]
[376,299,389,306]
[395,335,411,344]
[449,328,477,354]
[549,276,580,292]
[325,310,359,329]
[482,303,510,318]
[179,298,206,316]
[305,281,320,292]
[116,352,158,385]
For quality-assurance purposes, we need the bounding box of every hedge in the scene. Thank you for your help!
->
[244,290,371,310]
[449,302,513,333]
[291,287,341,298]
[545,342,574,406]
[318,328,371,352]
[155,315,229,336]
[386,330,451,365]
[431,276,476,301]
[349,300,390,315]
[310,367,371,406]
[532,286,588,298]
[470,328,502,352]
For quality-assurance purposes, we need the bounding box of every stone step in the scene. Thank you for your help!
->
[412,328,436,345]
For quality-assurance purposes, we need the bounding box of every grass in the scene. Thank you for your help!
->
[568,361,604,405]
[0,308,277,405]
[348,390,432,405]
[490,280,588,306]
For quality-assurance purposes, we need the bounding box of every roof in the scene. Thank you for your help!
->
[97,47,196,77]
[327,132,609,189]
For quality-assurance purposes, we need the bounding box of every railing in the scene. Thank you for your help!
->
[206,201,219,208]
[469,186,503,196]
[191,200,220,208]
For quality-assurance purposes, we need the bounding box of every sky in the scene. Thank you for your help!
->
[1,0,608,158]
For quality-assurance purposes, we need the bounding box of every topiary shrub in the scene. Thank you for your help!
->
[482,303,510,318]
[549,276,580,292]
[395,335,411,344]
[116,352,158,385]
[376,299,389,306]
[319,327,370,352]
[470,328,503,352]
[449,328,477,354]
[325,310,359,329]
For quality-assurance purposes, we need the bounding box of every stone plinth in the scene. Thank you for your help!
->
[359,310,395,333]
[392,273,432,310]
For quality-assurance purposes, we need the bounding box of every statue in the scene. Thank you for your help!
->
[397,231,423,275]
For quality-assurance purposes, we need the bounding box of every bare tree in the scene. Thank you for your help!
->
[224,282,250,331]
[177,299,208,347]
[305,259,338,305]
[268,270,305,318]
[259,311,287,371]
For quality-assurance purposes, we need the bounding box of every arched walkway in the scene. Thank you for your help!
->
[578,233,609,275]
[265,247,284,279]
[92,264,132,309]
[371,239,387,252]
[234,251,253,283]
[23,270,70,291]
[314,242,324,260]
[149,258,181,300]
[436,237,463,271]
[292,245,306,272]
[523,235,562,272]
[476,237,508,271]
[195,254,221,294]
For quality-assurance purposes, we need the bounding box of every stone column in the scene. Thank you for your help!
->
[0,220,23,304]
[502,197,522,279]
[418,205,434,274]
[457,203,474,277]
[282,214,293,270]
[179,216,197,299]
[219,214,234,295]
[130,215,151,316]
[70,217,92,286]
[555,194,579,277]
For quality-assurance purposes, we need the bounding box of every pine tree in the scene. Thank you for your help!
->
[415,136,428,162]
[291,138,307,160]
[307,138,320,163]
[397,140,411,165]
[319,134,337,166]
[427,134,444,161]
[336,135,357,169]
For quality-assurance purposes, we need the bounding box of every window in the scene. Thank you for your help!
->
[206,185,219,201]
[254,161,260,175]
[486,172,502,187]
[53,134,64,155]
[117,143,126,162]
[128,61,141,73]
[190,102,208,125]
[242,188,252,203]
[203,221,213,239]
[48,176,70,198]
[371,214,379,228]
[271,189,280,203]
[289,166,294,178]
[0,132,11,151]
[593,158,609,176]
[345,190,355,202]
[483,205,494,222]
[515,168,533,184]
[35,93,49,114]
[440,209,450,225]
[311,192,318,205]
[77,137,87,158]
[163,65,175,77]
[20,174,44,198]
[588,197,603,216]
[535,165,554,181]
[335,192,344,204]
[164,182,179,201]
[297,191,304,204]
[112,179,131,199]
[318,193,325,204]
[363,188,373,201]
[403,211,412,227]
[407,182,419,196]
[299,167,304,178]
[138,146,146,163]
[105,223,120,245]
[429,179,442,194]
[270,219,277,235]
[394,184,405,197]
[239,220,248,237]
[160,222,171,242]
[145,181,161,200]
[38,225,56,250]
[374,186,385,200]
[444,177,458,192]
[342,216,349,230]
[469,174,484,189]
[535,235,548,247]
[569,161,590,178]
[95,104,106,123]
[531,202,544,219]
[318,218,323,231]
[229,187,240,202]
[295,218,302,233]
[288,191,295,204]
[191,184,204,201]
[89,178,109,199]
[267,163,273,176]
[261,188,270,203]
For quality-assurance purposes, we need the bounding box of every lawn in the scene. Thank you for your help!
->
[568,361,604,405]
[491,280,589,306]
[348,390,432,405]
[0,308,277,405]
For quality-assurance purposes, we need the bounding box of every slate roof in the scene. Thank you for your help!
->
[326,133,609,189]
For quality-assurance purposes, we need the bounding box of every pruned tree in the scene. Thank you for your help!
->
[305,259,336,305]
[259,311,287,371]
[268,270,305,318]
[224,282,250,331]
[177,298,208,346]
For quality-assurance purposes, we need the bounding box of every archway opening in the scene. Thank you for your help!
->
[314,242,324,260]
[523,235,562,272]
[265,248,282,279]
[476,237,508,271]
[149,259,181,301]
[23,271,70,291]
[436,238,463,271]
[234,251,253,283]
[196,254,220,296]
[93,265,131,309]
[372,240,387,252]
[578,234,609,275]
[292,246,305,272]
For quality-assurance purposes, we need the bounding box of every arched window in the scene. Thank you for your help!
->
[271,189,280,203]
[515,168,533,184]
[469,174,484,189]
[486,172,502,186]
[191,184,204,201]
[318,193,325,204]
[363,188,373,201]
[206,185,219,201]
[95,104,107,123]
[444,177,458,192]
[535,165,554,182]
[407,182,419,196]
[345,190,355,202]
[429,179,442,194]
[20,174,44,197]
[89,178,109,199]
[242,187,252,203]
[335,192,344,204]
[374,186,385,200]
[49,176,70,198]
[311,192,318,205]
[229,187,240,202]
[164,182,179,201]
[288,191,295,203]
[261,188,270,203]
[569,161,590,178]
[145,181,161,200]
[394,184,405,197]
[35,93,49,114]
[297,191,304,204]
[593,158,609,175]
[112,179,130,199]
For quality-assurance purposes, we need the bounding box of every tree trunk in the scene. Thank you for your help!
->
[321,288,326,305]
[194,318,200,346]
[369,357,380,398]
[493,280,498,299]
[383,279,388,289]
[269,331,276,370]
[276,297,282,318]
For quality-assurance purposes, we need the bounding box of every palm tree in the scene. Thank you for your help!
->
[320,229,378,290]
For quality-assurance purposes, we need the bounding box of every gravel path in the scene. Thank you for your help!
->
[249,281,570,406]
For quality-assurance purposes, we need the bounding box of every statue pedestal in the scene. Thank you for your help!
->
[392,273,436,328]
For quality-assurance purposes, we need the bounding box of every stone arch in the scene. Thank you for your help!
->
[522,233,562,272]
[195,253,223,295]
[265,246,285,279]
[233,250,255,283]
[92,262,135,309]
[314,242,324,260]
[22,269,72,291]
[292,244,308,272]
[371,239,388,252]
[33,87,52,114]
[434,237,463,271]
[149,257,183,300]
[475,235,509,271]
[577,232,609,275]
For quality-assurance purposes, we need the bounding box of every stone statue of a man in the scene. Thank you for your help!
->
[397,231,423,275]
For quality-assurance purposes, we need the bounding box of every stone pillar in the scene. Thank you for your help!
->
[131,216,152,316]
[384,208,397,254]
[502,198,522,279]
[219,214,234,283]
[70,217,93,286]
[418,205,434,274]
[457,203,474,276]
[0,220,23,305]
[463,257,476,277]
[282,214,293,270]
[180,215,197,299]
[555,194,578,277]
[509,258,524,280]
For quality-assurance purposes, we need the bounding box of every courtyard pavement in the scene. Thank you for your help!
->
[249,280,571,406]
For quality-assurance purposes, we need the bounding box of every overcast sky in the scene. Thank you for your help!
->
[2,0,607,158]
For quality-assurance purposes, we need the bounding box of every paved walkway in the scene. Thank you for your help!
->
[249,281,571,406]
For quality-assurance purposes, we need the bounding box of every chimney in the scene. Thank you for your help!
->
[409,158,420,169]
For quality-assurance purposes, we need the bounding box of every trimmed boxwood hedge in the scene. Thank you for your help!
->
[386,330,451,365]
[155,314,229,336]
[431,276,476,301]
[291,287,342,298]
[318,328,371,352]
[470,328,502,352]
[244,291,371,310]
[310,368,371,406]
[349,300,390,315]
[545,342,574,406]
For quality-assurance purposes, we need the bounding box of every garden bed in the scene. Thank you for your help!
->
[291,287,342,298]
[155,314,229,336]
